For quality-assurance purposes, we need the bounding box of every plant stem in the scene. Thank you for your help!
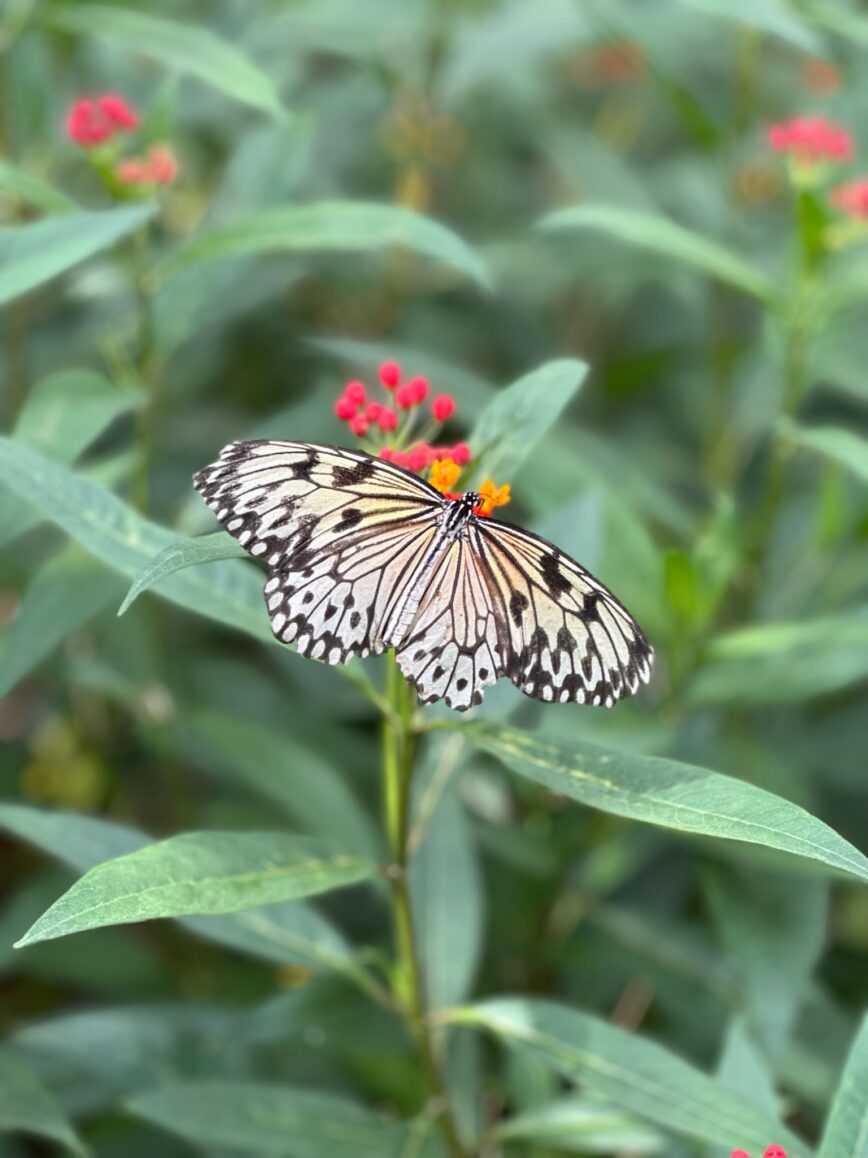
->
[130,224,158,512]
[382,651,466,1158]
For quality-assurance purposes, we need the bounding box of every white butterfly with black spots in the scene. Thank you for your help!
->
[194,441,653,712]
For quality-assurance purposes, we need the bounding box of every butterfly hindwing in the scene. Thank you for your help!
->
[474,518,653,706]
[396,531,502,711]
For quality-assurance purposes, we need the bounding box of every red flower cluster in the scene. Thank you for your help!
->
[830,177,868,220]
[334,360,511,517]
[766,115,852,163]
[67,94,140,147]
[66,92,178,191]
[333,361,464,466]
[381,441,470,472]
[730,1147,786,1158]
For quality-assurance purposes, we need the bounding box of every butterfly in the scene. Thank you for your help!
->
[194,441,653,712]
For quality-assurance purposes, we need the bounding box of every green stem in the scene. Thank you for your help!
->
[130,224,158,512]
[382,652,466,1158]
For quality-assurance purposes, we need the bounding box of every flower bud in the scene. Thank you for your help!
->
[334,396,358,421]
[432,394,455,421]
[379,362,401,389]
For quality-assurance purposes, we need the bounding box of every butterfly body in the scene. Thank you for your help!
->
[194,441,652,712]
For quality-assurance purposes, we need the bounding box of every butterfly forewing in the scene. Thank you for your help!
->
[194,440,652,709]
[194,441,445,662]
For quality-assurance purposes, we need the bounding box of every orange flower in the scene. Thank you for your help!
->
[430,458,462,494]
[476,480,511,516]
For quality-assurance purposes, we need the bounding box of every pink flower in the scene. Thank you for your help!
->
[115,144,179,188]
[408,376,429,404]
[829,178,868,218]
[66,94,140,147]
[98,94,140,131]
[146,144,178,185]
[344,380,366,405]
[431,394,455,421]
[405,444,429,473]
[116,158,149,185]
[349,415,369,437]
[767,116,853,163]
[379,361,401,389]
[377,408,398,431]
[451,442,471,466]
[334,396,358,421]
[395,383,417,410]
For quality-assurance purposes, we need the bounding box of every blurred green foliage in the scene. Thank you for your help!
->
[2,0,868,1155]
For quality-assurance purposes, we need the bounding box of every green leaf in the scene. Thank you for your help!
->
[127,1082,409,1157]
[676,0,823,52]
[492,1095,664,1154]
[784,420,868,487]
[0,369,144,548]
[180,906,357,977]
[704,867,828,1059]
[465,359,588,483]
[0,803,148,871]
[0,204,155,306]
[0,1048,85,1155]
[118,532,249,616]
[15,832,375,947]
[802,0,868,50]
[0,159,76,213]
[448,998,808,1156]
[183,709,381,860]
[537,204,776,303]
[461,722,868,883]
[691,606,868,704]
[0,805,363,979]
[817,1013,868,1158]
[0,549,122,698]
[410,735,484,1009]
[0,437,271,643]
[47,5,284,118]
[162,201,492,290]
[0,438,381,706]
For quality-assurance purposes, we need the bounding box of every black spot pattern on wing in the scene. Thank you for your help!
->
[475,516,653,708]
[194,440,444,667]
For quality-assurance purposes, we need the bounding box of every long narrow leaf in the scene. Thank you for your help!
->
[162,201,492,289]
[461,722,868,882]
[817,1013,868,1158]
[465,359,587,483]
[0,805,363,978]
[15,832,374,947]
[48,5,283,117]
[537,204,776,302]
[128,1081,408,1157]
[0,204,155,306]
[0,1049,85,1156]
[448,998,807,1155]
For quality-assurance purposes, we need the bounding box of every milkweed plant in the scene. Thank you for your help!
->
[1,5,868,1158]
